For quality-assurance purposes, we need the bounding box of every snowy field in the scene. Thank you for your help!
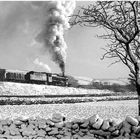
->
[0,100,138,122]
[0,82,138,122]
[0,82,122,96]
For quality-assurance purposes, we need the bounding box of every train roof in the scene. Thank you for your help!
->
[5,69,27,74]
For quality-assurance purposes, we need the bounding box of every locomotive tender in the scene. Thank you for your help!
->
[0,69,68,86]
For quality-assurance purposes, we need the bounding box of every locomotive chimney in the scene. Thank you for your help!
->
[60,62,65,76]
[62,65,65,77]
[62,69,65,77]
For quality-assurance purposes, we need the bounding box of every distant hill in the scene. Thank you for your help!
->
[75,76,129,86]
[74,76,93,85]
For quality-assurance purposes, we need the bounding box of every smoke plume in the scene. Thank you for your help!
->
[34,58,51,72]
[36,1,76,75]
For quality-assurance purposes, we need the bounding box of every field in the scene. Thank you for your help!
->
[0,82,138,122]
[0,82,139,139]
[0,100,138,122]
[0,82,137,105]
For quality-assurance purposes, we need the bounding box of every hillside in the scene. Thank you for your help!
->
[0,81,113,96]
[75,76,129,85]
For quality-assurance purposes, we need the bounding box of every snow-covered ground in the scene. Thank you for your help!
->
[75,76,129,85]
[0,100,137,121]
[0,82,114,96]
[0,81,137,123]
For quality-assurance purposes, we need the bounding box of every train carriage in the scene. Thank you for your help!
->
[0,69,6,81]
[6,72,26,82]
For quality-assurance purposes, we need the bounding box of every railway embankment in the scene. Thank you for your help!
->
[0,82,113,96]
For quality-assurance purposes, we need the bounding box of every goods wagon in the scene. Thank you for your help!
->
[0,69,6,81]
[6,72,25,82]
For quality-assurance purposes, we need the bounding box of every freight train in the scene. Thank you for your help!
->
[0,69,68,86]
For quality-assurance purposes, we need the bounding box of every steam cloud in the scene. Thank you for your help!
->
[34,58,51,72]
[36,1,76,75]
[0,1,75,73]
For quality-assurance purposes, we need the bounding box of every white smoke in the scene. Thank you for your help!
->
[36,1,76,74]
[34,58,51,72]
[0,1,75,73]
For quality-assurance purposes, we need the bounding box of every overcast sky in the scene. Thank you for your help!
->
[0,1,129,79]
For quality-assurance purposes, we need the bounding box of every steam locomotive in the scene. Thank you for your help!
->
[0,69,68,86]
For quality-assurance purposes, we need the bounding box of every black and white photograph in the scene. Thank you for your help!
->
[0,0,139,139]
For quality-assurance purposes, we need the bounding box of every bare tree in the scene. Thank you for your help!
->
[71,1,140,114]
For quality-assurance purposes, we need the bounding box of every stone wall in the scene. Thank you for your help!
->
[0,113,139,139]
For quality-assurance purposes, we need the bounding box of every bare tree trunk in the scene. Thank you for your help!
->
[136,84,140,115]
[138,95,140,116]
[136,69,140,115]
